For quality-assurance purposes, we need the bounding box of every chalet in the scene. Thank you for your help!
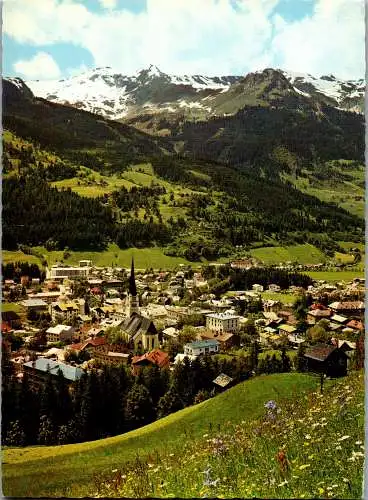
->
[46,325,75,343]
[69,337,107,356]
[277,324,297,335]
[200,330,237,350]
[330,314,348,324]
[50,298,85,322]
[263,299,281,312]
[328,301,364,317]
[131,349,169,375]
[184,339,219,357]
[162,326,179,340]
[307,308,332,324]
[230,258,256,270]
[23,358,83,389]
[27,291,64,304]
[121,313,159,351]
[304,344,348,377]
[174,353,197,364]
[1,310,22,328]
[252,284,264,292]
[21,298,48,313]
[345,319,364,332]
[213,373,234,391]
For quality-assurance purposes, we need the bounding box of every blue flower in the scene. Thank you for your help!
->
[264,400,277,410]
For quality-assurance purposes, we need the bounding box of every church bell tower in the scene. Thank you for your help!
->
[126,257,139,317]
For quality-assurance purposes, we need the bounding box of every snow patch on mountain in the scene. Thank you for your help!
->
[22,65,365,120]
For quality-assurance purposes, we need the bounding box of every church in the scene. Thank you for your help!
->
[122,258,159,352]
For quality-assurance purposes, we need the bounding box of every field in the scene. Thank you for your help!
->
[1,303,23,313]
[260,292,298,305]
[3,373,321,497]
[2,250,42,266]
[306,271,364,282]
[248,244,326,265]
[29,244,193,270]
[282,163,365,218]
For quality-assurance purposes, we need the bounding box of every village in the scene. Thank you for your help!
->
[2,257,365,390]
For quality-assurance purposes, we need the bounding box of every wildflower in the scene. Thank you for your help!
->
[304,434,311,440]
[264,400,277,410]
[203,434,209,438]
[338,435,350,441]
[147,463,154,468]
[299,464,311,470]
[278,480,288,487]
[276,449,289,472]
[355,441,362,445]
[335,445,342,450]
[112,469,118,473]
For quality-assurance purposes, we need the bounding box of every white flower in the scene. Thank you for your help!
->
[335,445,342,450]
[355,441,362,445]
[305,434,311,440]
[112,469,118,473]
[278,480,288,487]
[338,435,350,441]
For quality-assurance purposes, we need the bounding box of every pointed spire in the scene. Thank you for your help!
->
[129,257,137,296]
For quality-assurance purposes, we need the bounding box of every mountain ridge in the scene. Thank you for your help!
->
[12,65,364,121]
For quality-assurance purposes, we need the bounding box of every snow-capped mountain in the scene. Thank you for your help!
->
[25,65,241,119]
[23,65,365,121]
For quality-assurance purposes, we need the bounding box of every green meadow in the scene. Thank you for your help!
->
[3,373,320,497]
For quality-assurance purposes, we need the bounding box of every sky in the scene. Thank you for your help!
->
[2,0,365,81]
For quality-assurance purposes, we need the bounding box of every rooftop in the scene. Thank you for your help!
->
[23,358,83,381]
[185,339,219,349]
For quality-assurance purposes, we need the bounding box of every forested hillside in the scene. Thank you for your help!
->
[2,77,364,260]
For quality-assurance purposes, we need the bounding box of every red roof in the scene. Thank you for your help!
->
[70,336,106,351]
[132,349,169,368]
[346,319,364,331]
[311,303,328,310]
[1,321,12,333]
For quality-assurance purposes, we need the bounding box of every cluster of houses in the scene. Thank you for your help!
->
[2,258,365,388]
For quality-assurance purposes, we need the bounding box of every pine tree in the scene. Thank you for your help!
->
[54,369,72,427]
[157,385,184,419]
[5,420,26,447]
[296,343,307,372]
[38,415,56,445]
[125,383,154,429]
[250,340,260,372]
[281,348,292,372]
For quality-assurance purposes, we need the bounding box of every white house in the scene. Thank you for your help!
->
[46,325,75,343]
[184,339,219,357]
[206,312,240,334]
[252,284,264,292]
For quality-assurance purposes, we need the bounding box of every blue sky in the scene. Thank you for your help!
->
[3,0,364,80]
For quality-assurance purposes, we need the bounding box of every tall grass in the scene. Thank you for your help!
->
[94,371,364,498]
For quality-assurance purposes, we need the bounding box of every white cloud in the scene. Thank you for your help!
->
[3,0,365,79]
[13,51,61,79]
[98,0,117,8]
[270,0,364,79]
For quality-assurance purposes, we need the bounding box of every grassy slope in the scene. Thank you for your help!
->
[248,244,326,265]
[3,373,320,497]
[306,271,364,282]
[282,165,365,219]
[93,370,363,499]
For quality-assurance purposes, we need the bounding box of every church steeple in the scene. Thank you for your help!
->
[126,257,139,317]
[129,258,137,296]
